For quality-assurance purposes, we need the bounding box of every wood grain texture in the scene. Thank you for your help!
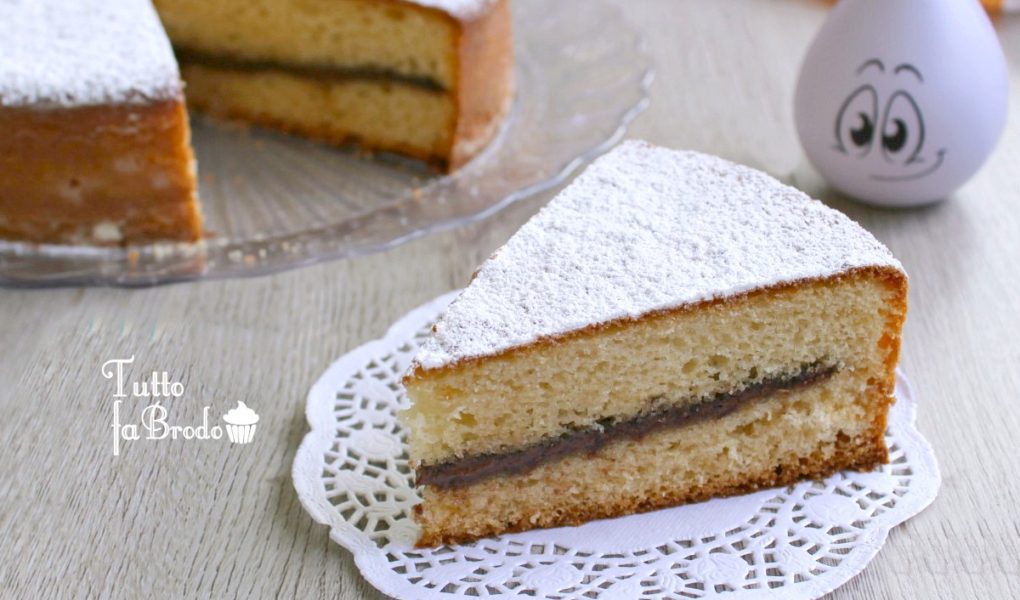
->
[2,0,1019,598]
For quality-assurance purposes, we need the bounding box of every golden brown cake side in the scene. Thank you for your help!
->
[0,0,200,245]
[0,99,201,245]
[446,0,513,169]
[406,267,908,546]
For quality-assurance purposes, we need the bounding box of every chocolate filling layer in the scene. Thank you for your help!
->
[174,47,447,92]
[417,362,838,489]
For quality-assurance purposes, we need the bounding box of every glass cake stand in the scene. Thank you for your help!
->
[0,0,652,287]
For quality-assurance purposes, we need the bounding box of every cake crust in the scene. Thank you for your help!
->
[445,0,513,170]
[0,99,201,245]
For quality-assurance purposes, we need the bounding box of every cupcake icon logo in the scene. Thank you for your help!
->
[222,401,259,444]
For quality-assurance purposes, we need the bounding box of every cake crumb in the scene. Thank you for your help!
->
[92,221,123,243]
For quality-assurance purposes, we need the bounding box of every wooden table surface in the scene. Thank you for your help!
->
[3,1,1019,598]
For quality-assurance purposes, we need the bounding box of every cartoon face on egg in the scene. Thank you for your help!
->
[794,0,1008,207]
[833,59,942,183]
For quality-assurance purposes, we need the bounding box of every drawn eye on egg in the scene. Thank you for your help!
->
[880,91,924,164]
[834,85,878,155]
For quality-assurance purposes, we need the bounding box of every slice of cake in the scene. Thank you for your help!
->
[153,0,513,171]
[401,140,908,546]
[0,0,201,245]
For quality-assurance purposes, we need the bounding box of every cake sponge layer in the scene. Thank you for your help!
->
[155,0,462,89]
[180,63,456,166]
[403,268,905,465]
[414,367,890,546]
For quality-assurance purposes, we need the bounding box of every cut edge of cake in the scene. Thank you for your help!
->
[155,0,513,171]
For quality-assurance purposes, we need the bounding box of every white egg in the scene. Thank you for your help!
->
[794,0,1008,207]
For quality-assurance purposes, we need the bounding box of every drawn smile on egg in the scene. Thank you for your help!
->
[832,58,946,182]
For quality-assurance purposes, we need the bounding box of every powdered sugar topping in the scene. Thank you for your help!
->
[413,141,904,371]
[0,0,181,108]
[408,0,499,20]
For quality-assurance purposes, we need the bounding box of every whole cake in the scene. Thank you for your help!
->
[0,0,511,246]
[401,140,908,547]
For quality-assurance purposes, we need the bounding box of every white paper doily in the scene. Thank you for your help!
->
[294,292,940,600]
